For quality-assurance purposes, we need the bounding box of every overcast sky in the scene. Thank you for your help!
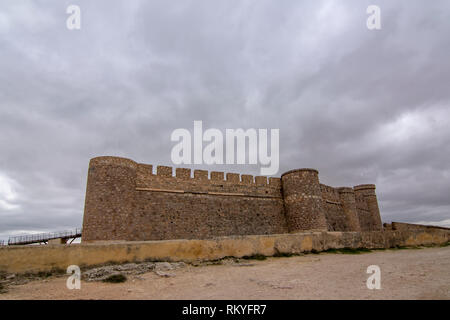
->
[1,0,449,241]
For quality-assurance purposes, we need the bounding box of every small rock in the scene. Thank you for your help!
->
[154,262,173,271]
[155,270,176,277]
[190,260,202,267]
[174,262,187,268]
[272,285,294,289]
[115,263,138,271]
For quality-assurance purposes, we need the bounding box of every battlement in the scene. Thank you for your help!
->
[136,163,282,200]
[82,156,382,242]
[137,163,280,185]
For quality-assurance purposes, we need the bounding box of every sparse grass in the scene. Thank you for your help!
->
[0,283,6,294]
[321,247,372,254]
[371,247,387,251]
[143,258,160,263]
[22,271,48,279]
[36,271,53,278]
[203,259,224,266]
[321,248,339,254]
[102,274,127,283]
[241,254,267,261]
[50,267,66,275]
[273,251,297,258]
[440,241,450,247]
[390,245,422,250]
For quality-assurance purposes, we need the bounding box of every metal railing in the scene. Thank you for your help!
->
[8,228,82,245]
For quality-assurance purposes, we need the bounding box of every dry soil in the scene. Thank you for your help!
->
[1,246,449,299]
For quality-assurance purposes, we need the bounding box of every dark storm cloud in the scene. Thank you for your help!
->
[1,0,450,240]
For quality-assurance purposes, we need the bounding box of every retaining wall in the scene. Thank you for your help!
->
[1,229,448,274]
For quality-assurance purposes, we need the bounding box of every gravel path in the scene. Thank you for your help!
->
[1,246,449,300]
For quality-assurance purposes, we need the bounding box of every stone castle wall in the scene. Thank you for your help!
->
[354,184,383,231]
[82,156,383,242]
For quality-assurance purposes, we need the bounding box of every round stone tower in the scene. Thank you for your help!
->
[82,156,137,242]
[354,184,382,231]
[337,187,361,231]
[281,169,328,232]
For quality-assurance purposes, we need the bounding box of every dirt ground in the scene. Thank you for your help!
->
[1,246,449,300]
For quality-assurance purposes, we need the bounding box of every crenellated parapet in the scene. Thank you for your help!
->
[82,156,383,242]
[135,163,282,199]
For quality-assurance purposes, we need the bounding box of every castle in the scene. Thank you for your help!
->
[82,156,383,242]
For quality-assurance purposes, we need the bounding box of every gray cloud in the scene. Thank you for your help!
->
[1,0,450,241]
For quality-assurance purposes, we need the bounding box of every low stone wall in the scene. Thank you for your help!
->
[391,221,450,232]
[0,229,448,274]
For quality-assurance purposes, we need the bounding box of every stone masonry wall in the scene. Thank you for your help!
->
[82,156,383,241]
[132,164,287,240]
[391,222,450,232]
[320,184,347,231]
[281,169,328,232]
[354,184,383,231]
